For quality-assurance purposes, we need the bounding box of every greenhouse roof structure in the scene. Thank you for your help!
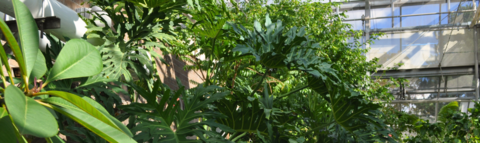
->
[334,0,480,122]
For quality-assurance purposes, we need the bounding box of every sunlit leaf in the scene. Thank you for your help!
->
[5,86,58,137]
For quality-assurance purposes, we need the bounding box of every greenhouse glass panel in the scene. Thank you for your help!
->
[344,20,363,30]
[369,29,474,69]
[402,15,442,27]
[401,3,440,15]
[446,75,475,92]
[448,1,477,23]
[405,76,444,93]
[372,18,394,29]
[368,33,401,65]
[401,102,436,122]
[344,9,364,20]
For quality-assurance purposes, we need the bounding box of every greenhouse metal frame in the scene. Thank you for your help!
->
[336,0,480,122]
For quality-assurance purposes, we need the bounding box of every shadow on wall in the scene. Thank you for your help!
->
[154,49,205,90]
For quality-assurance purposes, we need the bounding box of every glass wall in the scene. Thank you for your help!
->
[367,29,474,69]
[339,0,479,121]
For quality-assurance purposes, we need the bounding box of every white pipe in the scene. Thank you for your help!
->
[90,6,112,28]
[0,0,87,40]
[0,0,113,51]
[41,0,87,40]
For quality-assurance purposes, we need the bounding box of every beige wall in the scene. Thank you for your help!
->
[153,49,205,90]
[56,0,90,9]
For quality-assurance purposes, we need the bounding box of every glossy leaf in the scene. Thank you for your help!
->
[81,97,133,137]
[0,18,20,81]
[78,75,115,88]
[4,86,58,137]
[46,39,102,83]
[0,107,17,143]
[40,100,136,143]
[12,0,39,79]
[44,91,122,132]
[31,50,47,79]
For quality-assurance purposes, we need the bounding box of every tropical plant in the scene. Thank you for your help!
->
[47,0,403,142]
[390,101,480,142]
[83,0,197,82]
[159,0,399,142]
[120,78,232,142]
[0,0,134,142]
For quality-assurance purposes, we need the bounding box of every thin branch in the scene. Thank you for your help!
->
[275,85,309,100]
[249,70,268,97]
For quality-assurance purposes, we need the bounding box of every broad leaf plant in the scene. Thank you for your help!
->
[0,0,134,142]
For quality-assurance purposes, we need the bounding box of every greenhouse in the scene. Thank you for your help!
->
[1,0,480,142]
[337,0,480,123]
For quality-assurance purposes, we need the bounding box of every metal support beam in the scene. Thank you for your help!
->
[474,0,477,11]
[369,22,470,32]
[345,9,476,21]
[475,27,479,101]
[435,76,441,122]
[364,0,371,50]
[440,2,442,25]
[392,0,395,28]
[470,3,480,27]
[374,65,475,78]
[4,16,60,38]
[390,97,476,103]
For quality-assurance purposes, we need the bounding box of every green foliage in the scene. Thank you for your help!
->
[45,39,102,84]
[438,101,460,123]
[387,102,480,142]
[5,86,58,137]
[0,107,17,143]
[0,0,414,142]
[84,0,192,82]
[11,0,43,81]
[0,0,134,142]
[122,79,231,142]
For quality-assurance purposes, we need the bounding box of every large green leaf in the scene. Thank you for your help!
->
[81,97,133,137]
[40,100,135,143]
[4,85,58,137]
[100,45,132,81]
[31,50,47,79]
[0,18,20,82]
[77,75,115,88]
[127,83,229,142]
[438,101,460,123]
[216,98,269,136]
[12,0,39,79]
[44,91,122,132]
[0,107,17,143]
[327,84,381,132]
[46,39,102,84]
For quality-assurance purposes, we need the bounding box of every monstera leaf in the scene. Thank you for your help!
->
[329,86,381,131]
[232,14,318,69]
[124,80,230,142]
[215,98,270,136]
[325,82,396,142]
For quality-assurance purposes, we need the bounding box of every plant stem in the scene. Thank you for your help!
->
[250,70,268,97]
[32,92,49,97]
[231,132,247,142]
[0,76,6,89]
[22,75,28,93]
[275,85,309,100]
